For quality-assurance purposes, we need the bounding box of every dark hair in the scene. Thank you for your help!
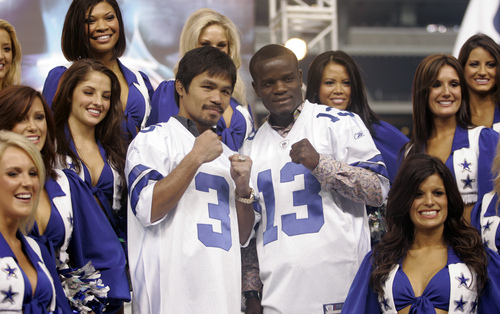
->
[370,153,487,295]
[0,85,57,180]
[458,33,500,103]
[174,46,237,105]
[61,0,126,61]
[52,59,126,178]
[249,44,299,82]
[305,50,380,134]
[405,54,472,156]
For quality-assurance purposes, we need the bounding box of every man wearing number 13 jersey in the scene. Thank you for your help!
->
[125,47,256,313]
[241,44,390,313]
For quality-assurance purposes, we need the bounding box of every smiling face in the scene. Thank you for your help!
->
[410,173,448,234]
[85,1,120,58]
[69,71,111,130]
[252,54,303,126]
[176,71,232,133]
[428,65,462,120]
[11,97,47,152]
[197,24,229,54]
[319,62,351,110]
[0,29,13,86]
[464,47,497,96]
[0,146,40,226]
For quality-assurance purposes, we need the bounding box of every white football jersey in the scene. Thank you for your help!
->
[126,119,242,314]
[240,101,388,314]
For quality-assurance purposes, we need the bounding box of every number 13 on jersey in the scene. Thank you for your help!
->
[257,162,325,245]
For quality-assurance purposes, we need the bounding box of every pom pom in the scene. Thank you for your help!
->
[59,261,110,313]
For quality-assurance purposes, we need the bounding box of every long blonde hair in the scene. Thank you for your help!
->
[176,8,247,105]
[0,131,45,234]
[0,20,22,89]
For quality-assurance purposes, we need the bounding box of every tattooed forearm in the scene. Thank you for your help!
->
[241,238,263,293]
[311,154,383,206]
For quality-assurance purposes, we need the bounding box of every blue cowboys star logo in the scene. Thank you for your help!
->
[456,273,470,288]
[1,285,18,304]
[483,237,490,247]
[461,174,475,189]
[454,295,468,312]
[483,220,493,232]
[459,159,472,172]
[68,161,77,171]
[381,297,391,311]
[1,264,17,279]
[471,300,477,313]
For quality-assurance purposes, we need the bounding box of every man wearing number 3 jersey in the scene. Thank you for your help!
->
[125,46,256,313]
[241,44,390,313]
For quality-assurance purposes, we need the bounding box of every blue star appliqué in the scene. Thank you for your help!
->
[1,285,18,304]
[1,264,17,279]
[471,300,478,313]
[68,161,77,171]
[454,295,468,312]
[483,220,493,232]
[381,298,391,311]
[484,238,490,247]
[459,159,472,172]
[456,273,470,287]
[461,174,475,189]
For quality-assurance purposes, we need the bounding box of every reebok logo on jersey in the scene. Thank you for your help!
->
[354,131,364,140]
[323,303,343,313]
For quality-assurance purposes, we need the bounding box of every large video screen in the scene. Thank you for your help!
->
[1,0,255,90]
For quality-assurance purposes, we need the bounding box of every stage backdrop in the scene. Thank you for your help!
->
[0,0,255,90]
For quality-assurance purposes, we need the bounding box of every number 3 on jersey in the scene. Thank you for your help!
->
[195,172,232,251]
[258,162,324,245]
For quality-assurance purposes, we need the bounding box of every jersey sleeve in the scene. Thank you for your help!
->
[326,109,388,179]
[328,109,390,199]
[125,126,170,227]
[477,128,499,200]
[146,80,178,126]
[42,66,68,107]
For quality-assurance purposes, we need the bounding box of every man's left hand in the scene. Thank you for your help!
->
[230,154,252,197]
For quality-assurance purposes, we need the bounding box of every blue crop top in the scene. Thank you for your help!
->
[393,263,450,312]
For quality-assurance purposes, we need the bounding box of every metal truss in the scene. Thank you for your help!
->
[269,0,339,52]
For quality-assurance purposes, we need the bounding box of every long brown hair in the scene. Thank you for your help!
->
[370,154,487,295]
[458,33,500,103]
[405,54,472,156]
[52,59,126,179]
